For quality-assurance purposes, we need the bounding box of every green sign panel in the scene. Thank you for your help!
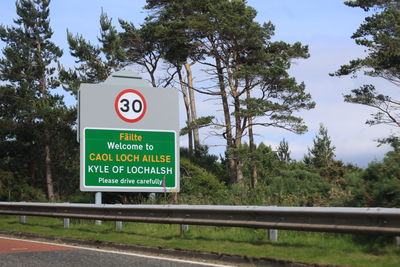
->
[82,128,178,192]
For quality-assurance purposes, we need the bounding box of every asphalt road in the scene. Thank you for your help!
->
[0,237,234,267]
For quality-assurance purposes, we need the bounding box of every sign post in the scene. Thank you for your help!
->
[78,70,179,192]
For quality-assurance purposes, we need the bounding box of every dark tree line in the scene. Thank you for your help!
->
[0,0,76,201]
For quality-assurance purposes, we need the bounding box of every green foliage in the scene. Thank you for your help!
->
[377,135,400,151]
[180,116,214,136]
[343,0,400,80]
[333,0,400,127]
[0,0,77,201]
[66,191,95,204]
[304,124,336,168]
[180,147,228,182]
[145,0,315,184]
[237,39,315,134]
[344,84,399,126]
[240,143,281,185]
[353,144,400,207]
[277,138,291,163]
[61,10,125,94]
[265,168,330,206]
[176,145,366,207]
[119,19,168,87]
[0,169,47,201]
[179,157,225,204]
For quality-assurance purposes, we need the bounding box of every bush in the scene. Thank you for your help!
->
[351,148,400,207]
[179,157,226,204]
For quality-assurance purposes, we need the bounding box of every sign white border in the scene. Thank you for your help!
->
[80,127,179,193]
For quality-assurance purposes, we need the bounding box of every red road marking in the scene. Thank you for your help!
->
[0,237,77,254]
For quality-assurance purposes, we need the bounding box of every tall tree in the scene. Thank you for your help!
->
[277,138,291,164]
[0,0,74,201]
[186,0,314,184]
[144,0,210,153]
[118,19,165,88]
[60,10,125,95]
[332,0,400,127]
[304,124,336,168]
[146,0,314,184]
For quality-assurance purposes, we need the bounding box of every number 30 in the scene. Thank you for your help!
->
[119,99,142,113]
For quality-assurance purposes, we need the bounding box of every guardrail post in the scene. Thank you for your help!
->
[115,221,122,230]
[395,236,400,246]
[95,192,102,226]
[269,229,278,242]
[63,218,70,228]
[19,216,26,224]
[180,224,189,236]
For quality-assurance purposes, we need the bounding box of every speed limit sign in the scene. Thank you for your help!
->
[114,89,147,123]
[79,70,179,192]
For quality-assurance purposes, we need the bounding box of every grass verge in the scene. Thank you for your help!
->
[0,215,399,266]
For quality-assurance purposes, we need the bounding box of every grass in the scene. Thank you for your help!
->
[0,215,399,267]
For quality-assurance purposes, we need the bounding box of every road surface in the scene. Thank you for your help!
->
[0,236,233,267]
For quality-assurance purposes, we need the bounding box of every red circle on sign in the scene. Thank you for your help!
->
[114,89,147,123]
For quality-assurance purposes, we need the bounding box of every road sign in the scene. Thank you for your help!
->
[115,89,147,123]
[78,70,179,192]
[83,128,177,192]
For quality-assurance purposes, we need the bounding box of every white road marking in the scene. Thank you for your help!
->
[0,236,236,267]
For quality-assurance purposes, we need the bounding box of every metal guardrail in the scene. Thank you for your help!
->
[0,202,400,235]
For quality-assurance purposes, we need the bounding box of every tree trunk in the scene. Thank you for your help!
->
[246,88,258,188]
[248,121,258,188]
[45,131,55,201]
[178,67,193,153]
[234,97,244,184]
[184,62,200,152]
[37,39,55,201]
[227,57,243,185]
[215,57,237,183]
[150,69,157,87]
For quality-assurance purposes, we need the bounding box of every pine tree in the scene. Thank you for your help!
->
[60,10,125,95]
[0,0,75,201]
[193,0,313,184]
[277,139,291,164]
[145,0,315,184]
[143,1,210,153]
[304,124,336,168]
[118,19,164,88]
[332,0,400,127]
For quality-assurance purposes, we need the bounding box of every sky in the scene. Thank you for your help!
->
[0,0,397,167]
